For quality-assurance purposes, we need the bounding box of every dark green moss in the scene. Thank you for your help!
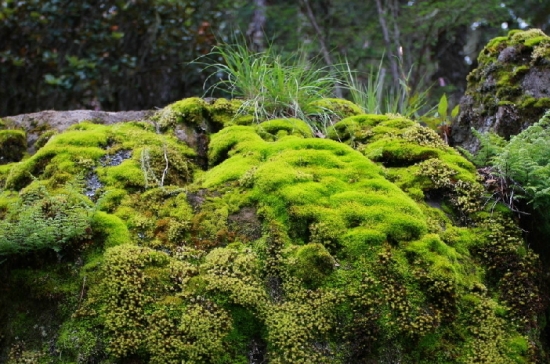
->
[0,129,26,165]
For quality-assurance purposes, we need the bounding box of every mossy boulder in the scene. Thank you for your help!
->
[452,29,550,153]
[2,109,153,154]
[0,98,547,363]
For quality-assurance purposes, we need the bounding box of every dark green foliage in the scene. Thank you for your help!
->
[0,187,92,256]
[0,0,240,115]
[460,129,507,167]
[468,110,550,215]
[0,129,26,164]
[492,111,550,209]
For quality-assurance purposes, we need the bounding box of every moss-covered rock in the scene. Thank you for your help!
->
[0,98,547,363]
[452,29,550,153]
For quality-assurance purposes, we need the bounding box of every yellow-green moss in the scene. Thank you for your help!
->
[3,121,195,192]
[287,243,335,287]
[91,211,130,248]
[157,97,209,128]
[255,118,313,140]
[510,28,547,45]
[207,97,255,126]
[0,97,544,363]
[307,98,363,120]
[199,121,429,267]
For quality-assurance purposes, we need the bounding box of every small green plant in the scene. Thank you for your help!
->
[467,110,550,217]
[342,58,431,118]
[491,111,550,209]
[421,94,459,143]
[460,129,506,167]
[0,187,92,257]
[202,39,343,134]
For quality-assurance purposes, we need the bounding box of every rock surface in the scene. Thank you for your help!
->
[451,29,550,153]
[2,109,153,154]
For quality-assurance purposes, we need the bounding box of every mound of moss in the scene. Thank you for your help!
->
[0,98,547,363]
[452,29,550,153]
[0,129,26,165]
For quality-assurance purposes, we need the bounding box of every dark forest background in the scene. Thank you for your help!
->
[1,0,549,116]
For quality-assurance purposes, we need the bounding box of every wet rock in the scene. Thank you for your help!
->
[227,206,262,241]
[84,173,103,199]
[100,149,132,167]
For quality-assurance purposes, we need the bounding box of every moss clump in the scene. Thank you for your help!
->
[3,121,195,192]
[156,97,209,128]
[72,243,235,363]
[155,97,255,130]
[287,243,335,288]
[0,98,546,363]
[202,122,428,250]
[307,97,363,121]
[207,97,255,126]
[0,129,26,165]
[327,114,483,220]
[255,118,313,140]
[32,129,57,151]
[91,211,130,248]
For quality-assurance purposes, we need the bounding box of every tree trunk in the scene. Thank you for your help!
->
[247,0,267,52]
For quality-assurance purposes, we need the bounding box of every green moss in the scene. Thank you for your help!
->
[98,157,145,189]
[158,97,209,128]
[341,227,386,258]
[3,121,195,192]
[256,118,313,140]
[91,211,131,247]
[0,190,18,217]
[510,28,547,45]
[533,97,550,108]
[33,129,57,151]
[487,35,509,50]
[0,163,14,187]
[0,129,26,164]
[307,98,363,120]
[95,188,128,212]
[288,243,335,287]
[405,234,463,279]
[532,41,550,62]
[207,97,254,126]
[56,319,105,362]
[0,97,545,363]
[506,335,529,363]
[202,122,428,254]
